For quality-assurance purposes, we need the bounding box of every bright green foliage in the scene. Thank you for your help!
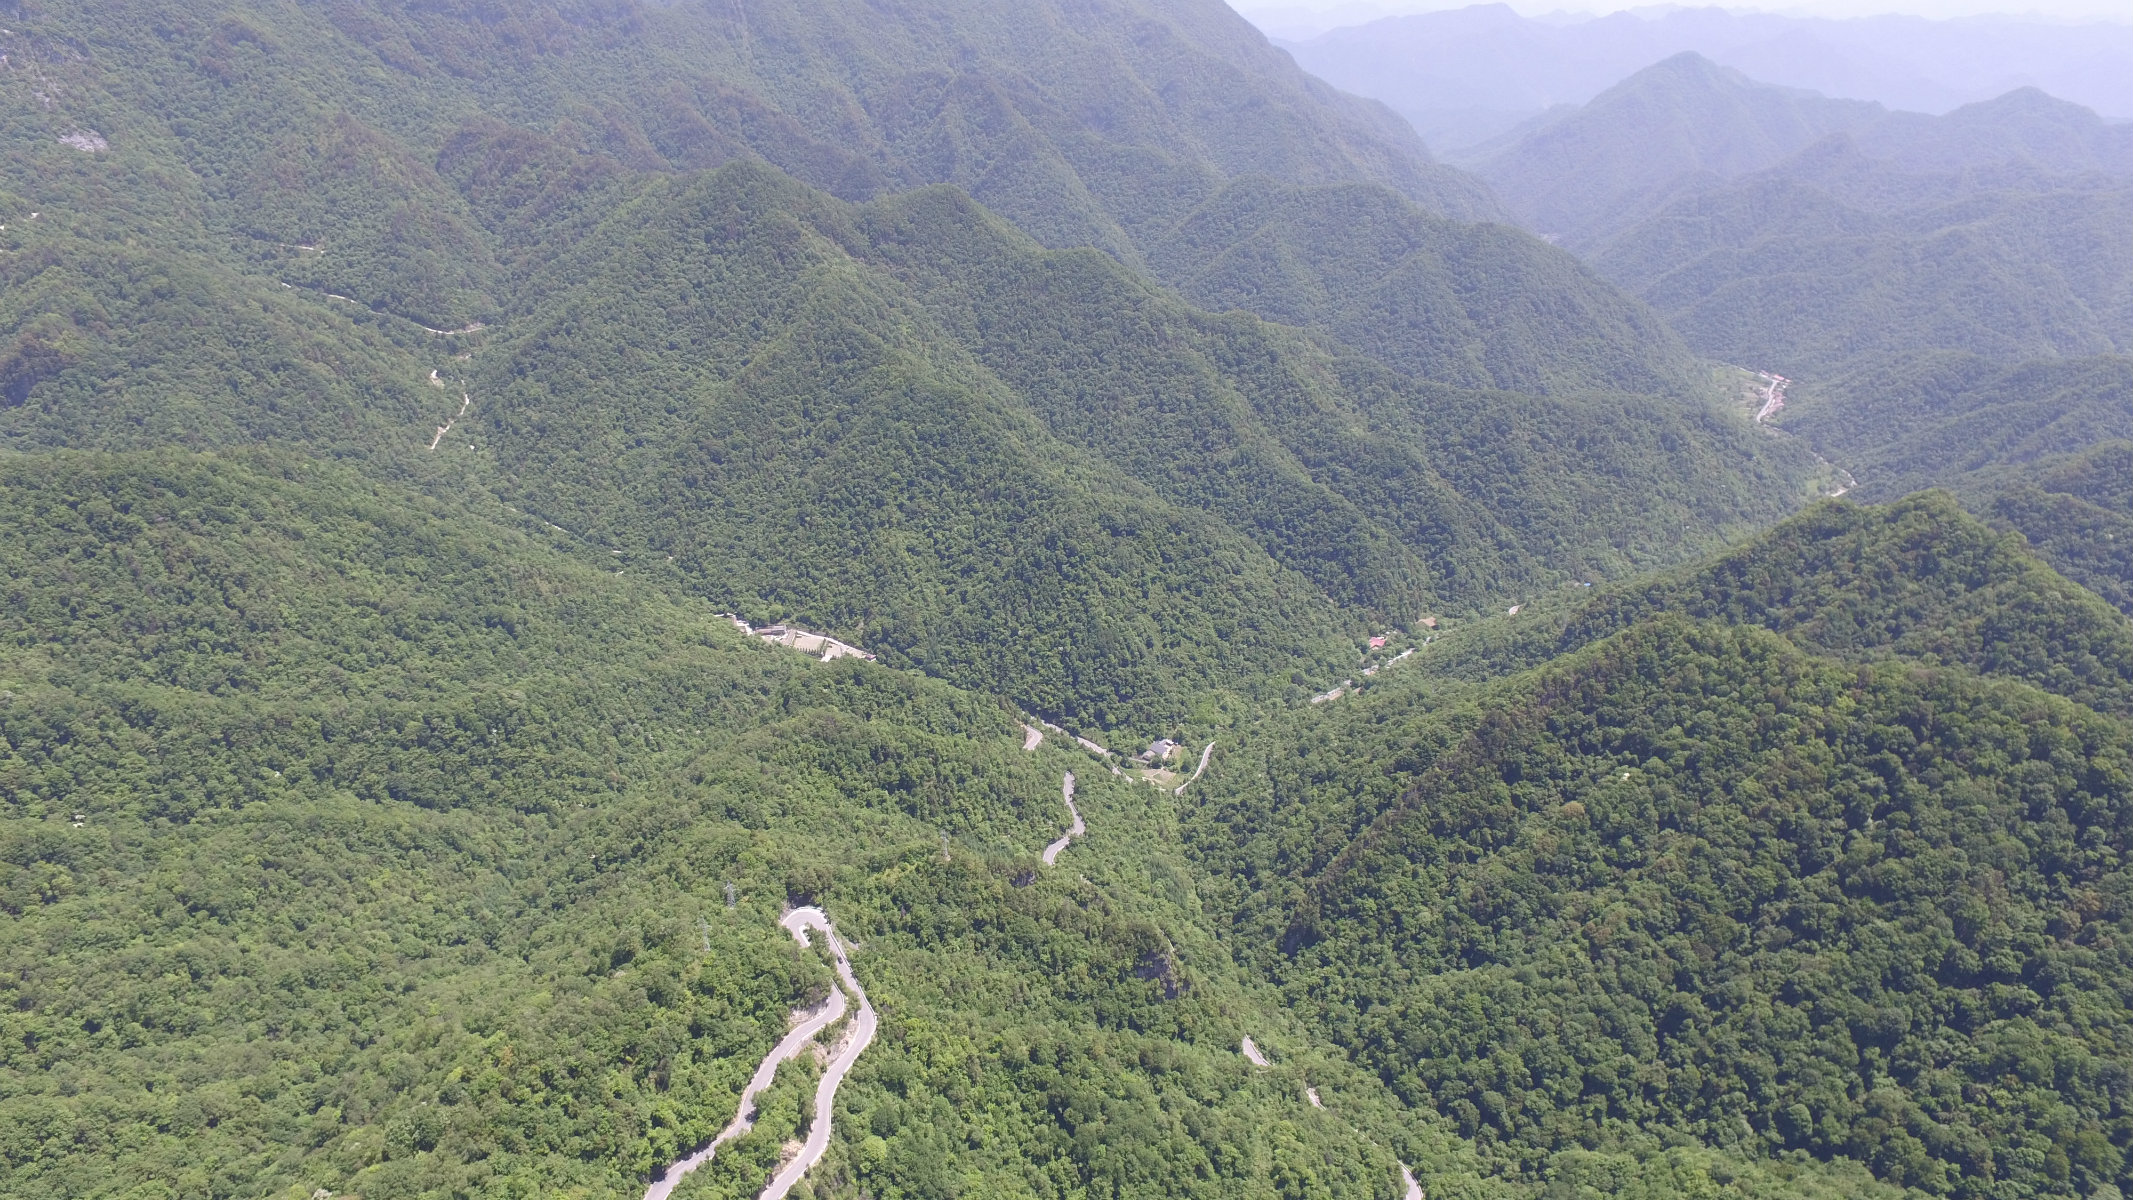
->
[0,450,1460,1200]
[1772,357,2133,620]
[1383,492,2133,716]
[8,2,2132,1198]
[0,0,1824,730]
[0,0,1490,300]
[1987,444,2133,620]
[1147,177,1700,396]
[1195,617,2133,1199]
[1778,357,2133,504]
[453,159,1813,727]
[1561,493,2133,716]
[1182,494,2133,1198]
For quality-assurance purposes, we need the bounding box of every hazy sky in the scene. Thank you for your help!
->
[1234,0,2133,25]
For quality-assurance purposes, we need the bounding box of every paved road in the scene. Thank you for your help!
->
[642,908,875,1200]
[643,931,848,1199]
[1174,742,1214,795]
[761,908,877,1200]
[1042,773,1083,865]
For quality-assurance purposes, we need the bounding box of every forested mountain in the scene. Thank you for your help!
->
[1187,494,2133,1200]
[0,0,1827,729]
[1470,53,1886,250]
[1592,90,2133,377]
[1986,444,2133,619]
[459,157,1806,731]
[0,0,1535,359]
[1145,176,1698,394]
[0,449,1490,1200]
[1435,54,2133,610]
[1777,358,2133,501]
[1415,491,2133,710]
[6,3,2131,1200]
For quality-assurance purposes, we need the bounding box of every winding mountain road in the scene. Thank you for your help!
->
[643,907,874,1200]
[762,908,876,1200]
[1173,742,1214,795]
[1042,773,1083,865]
[1753,371,1790,423]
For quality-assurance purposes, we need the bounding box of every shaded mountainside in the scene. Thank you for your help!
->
[0,0,1495,307]
[1600,157,2133,378]
[19,3,2133,1199]
[1391,492,2133,716]
[1183,493,2133,1198]
[1471,64,2133,605]
[1214,617,2133,1197]
[1770,359,2133,616]
[463,160,1817,727]
[1571,85,2133,395]
[1777,357,2133,501]
[0,0,1826,730]
[0,449,1481,1200]
[1456,60,2133,381]
[3,123,1820,732]
[1147,176,1700,396]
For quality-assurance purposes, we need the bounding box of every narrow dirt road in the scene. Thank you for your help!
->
[1241,1036,1268,1066]
[643,908,874,1200]
[1042,773,1083,865]
[1401,1162,1424,1200]
[1022,724,1043,752]
[1173,742,1214,796]
[761,908,877,1200]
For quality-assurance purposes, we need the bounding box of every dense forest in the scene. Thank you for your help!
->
[5,2,2133,1199]
[0,0,1830,729]
[0,450,1463,1200]
[1184,497,2133,1200]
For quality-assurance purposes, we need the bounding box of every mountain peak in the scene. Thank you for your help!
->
[1473,51,1883,245]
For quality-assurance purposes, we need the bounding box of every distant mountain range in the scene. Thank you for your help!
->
[1272,3,2133,155]
[1324,40,2133,620]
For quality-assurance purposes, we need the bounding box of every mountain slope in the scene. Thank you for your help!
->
[0,449,1474,1200]
[1185,493,2133,1197]
[1148,176,1700,395]
[1470,52,1885,250]
[1598,146,2133,377]
[0,0,1494,284]
[1402,491,2133,715]
[459,159,1821,727]
[1986,443,2133,617]
[1232,617,2133,1196]
[1776,356,2133,499]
